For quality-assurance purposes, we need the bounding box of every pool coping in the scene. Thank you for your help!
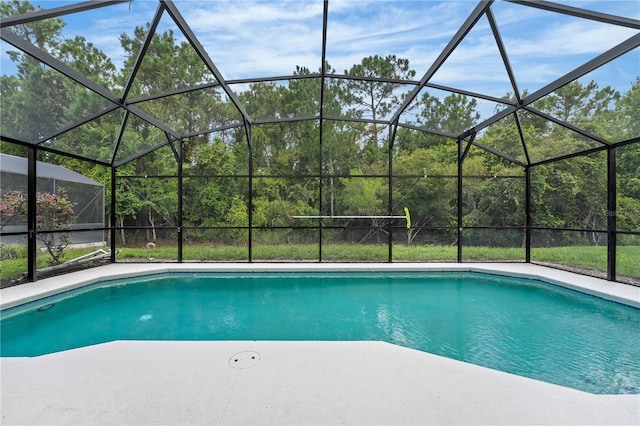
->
[2,262,639,311]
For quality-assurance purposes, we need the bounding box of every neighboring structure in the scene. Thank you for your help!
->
[0,154,105,246]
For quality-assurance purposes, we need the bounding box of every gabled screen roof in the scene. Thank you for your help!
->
[0,153,102,185]
[1,0,638,167]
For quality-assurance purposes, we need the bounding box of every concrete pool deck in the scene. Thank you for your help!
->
[1,263,639,425]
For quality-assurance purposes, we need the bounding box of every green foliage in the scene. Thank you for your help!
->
[614,77,640,140]
[0,188,76,265]
[0,244,27,261]
[1,1,639,286]
[418,92,480,134]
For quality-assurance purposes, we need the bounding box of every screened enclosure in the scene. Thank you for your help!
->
[0,0,638,286]
[0,153,105,246]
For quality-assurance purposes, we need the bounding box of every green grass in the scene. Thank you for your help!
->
[2,244,639,284]
[115,243,640,279]
[0,246,107,283]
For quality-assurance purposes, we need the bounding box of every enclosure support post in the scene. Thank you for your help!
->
[177,139,183,263]
[246,121,253,262]
[27,147,37,281]
[457,139,463,263]
[318,0,328,263]
[110,167,117,263]
[607,146,616,281]
[388,123,398,263]
[525,166,531,263]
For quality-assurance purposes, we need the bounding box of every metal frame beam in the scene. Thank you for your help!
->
[486,8,521,104]
[523,33,640,107]
[318,0,329,263]
[126,75,321,106]
[27,147,37,281]
[110,166,117,262]
[607,146,616,281]
[111,111,130,166]
[530,144,608,167]
[33,105,120,146]
[182,123,244,139]
[425,82,515,106]
[1,28,119,101]
[505,0,640,30]
[254,116,319,125]
[397,123,458,140]
[1,136,113,167]
[177,139,184,263]
[470,140,527,167]
[323,115,391,126]
[0,0,127,28]
[468,33,640,141]
[525,165,531,262]
[390,1,494,124]
[523,106,609,146]
[120,3,165,102]
[513,112,531,165]
[113,140,172,168]
[457,139,464,262]
[160,0,253,126]
[1,28,181,139]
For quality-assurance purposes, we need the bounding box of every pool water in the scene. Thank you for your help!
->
[1,271,639,394]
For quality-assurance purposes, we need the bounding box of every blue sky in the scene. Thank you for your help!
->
[2,0,639,106]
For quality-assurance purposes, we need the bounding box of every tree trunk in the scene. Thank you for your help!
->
[118,215,126,245]
[148,208,157,241]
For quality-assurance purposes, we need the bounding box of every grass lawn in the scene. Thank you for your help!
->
[2,244,639,284]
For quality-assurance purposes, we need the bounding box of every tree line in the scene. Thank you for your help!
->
[1,0,638,248]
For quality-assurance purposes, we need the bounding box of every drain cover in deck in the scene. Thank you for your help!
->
[229,351,260,369]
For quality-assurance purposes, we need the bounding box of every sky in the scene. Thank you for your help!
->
[2,0,639,122]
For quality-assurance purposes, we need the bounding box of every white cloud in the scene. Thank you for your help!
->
[51,0,161,72]
[422,3,639,96]
[176,0,323,79]
[504,21,637,58]
[15,0,637,97]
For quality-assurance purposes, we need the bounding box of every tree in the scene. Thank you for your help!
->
[342,55,416,166]
[35,188,76,264]
[417,92,480,135]
[0,188,76,265]
[119,26,220,137]
[614,77,640,141]
[0,190,25,231]
[338,174,388,243]
[535,80,619,128]
[393,144,458,243]
[0,1,64,58]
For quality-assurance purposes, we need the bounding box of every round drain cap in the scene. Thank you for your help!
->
[229,351,260,369]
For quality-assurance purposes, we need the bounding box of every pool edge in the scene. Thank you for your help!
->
[2,262,639,311]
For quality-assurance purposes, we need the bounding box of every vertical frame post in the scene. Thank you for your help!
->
[318,123,324,263]
[318,0,329,263]
[387,124,396,262]
[177,139,183,263]
[525,165,531,263]
[457,139,463,263]
[27,147,37,281]
[110,166,117,262]
[607,146,616,281]
[246,122,253,262]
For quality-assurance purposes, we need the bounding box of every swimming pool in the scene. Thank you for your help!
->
[1,270,639,395]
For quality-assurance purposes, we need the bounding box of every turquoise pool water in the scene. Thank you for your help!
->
[1,271,639,394]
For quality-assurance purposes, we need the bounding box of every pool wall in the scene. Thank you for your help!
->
[2,263,639,311]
